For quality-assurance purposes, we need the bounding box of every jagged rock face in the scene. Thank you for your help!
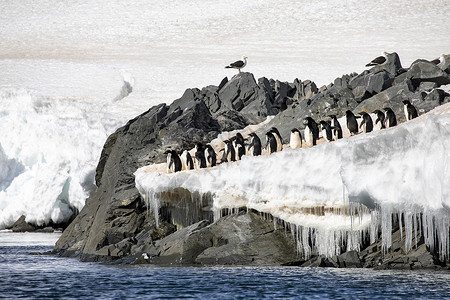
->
[54,55,450,266]
[54,73,281,260]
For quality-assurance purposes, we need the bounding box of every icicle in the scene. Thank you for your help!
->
[381,206,392,254]
[370,210,379,244]
[413,211,418,249]
[404,211,412,253]
[398,211,403,241]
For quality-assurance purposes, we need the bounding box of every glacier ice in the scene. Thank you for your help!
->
[135,103,450,259]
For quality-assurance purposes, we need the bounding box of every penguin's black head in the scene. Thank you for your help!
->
[373,110,382,114]
[236,132,243,139]
[195,143,204,150]
[291,128,299,133]
[328,114,336,119]
[345,110,353,116]
[383,107,391,112]
[303,117,312,125]
[164,149,172,155]
[402,100,411,105]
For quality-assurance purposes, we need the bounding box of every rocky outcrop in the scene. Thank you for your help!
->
[130,212,299,266]
[54,54,450,268]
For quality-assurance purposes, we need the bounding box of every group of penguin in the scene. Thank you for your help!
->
[165,99,419,173]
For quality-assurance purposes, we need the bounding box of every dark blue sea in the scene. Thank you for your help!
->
[1,231,449,299]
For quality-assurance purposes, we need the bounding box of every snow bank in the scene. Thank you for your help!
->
[135,103,450,259]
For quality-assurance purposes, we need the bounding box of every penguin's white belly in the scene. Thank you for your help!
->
[290,132,302,149]
[304,127,313,147]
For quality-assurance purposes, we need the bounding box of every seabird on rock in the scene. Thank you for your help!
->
[365,52,390,67]
[431,54,449,68]
[225,56,248,73]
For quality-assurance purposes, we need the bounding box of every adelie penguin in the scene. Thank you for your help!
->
[359,112,373,133]
[204,144,217,167]
[383,107,397,128]
[232,133,246,160]
[403,100,418,121]
[194,143,207,169]
[303,117,319,147]
[220,139,236,163]
[289,128,302,149]
[269,127,284,152]
[265,131,278,154]
[165,149,182,173]
[319,121,333,142]
[345,110,359,136]
[247,133,262,156]
[328,114,343,140]
[373,110,386,129]
[180,150,194,170]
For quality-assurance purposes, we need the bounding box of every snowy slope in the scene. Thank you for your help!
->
[1,0,450,228]
[135,104,450,258]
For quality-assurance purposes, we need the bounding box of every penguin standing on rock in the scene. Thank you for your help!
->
[247,133,262,156]
[319,121,333,142]
[204,144,217,167]
[383,107,397,128]
[346,110,359,136]
[373,110,386,129]
[303,117,319,147]
[359,112,373,133]
[403,100,418,121]
[180,150,194,170]
[265,131,278,154]
[289,128,302,149]
[270,127,284,152]
[165,149,182,173]
[194,143,207,169]
[328,114,343,140]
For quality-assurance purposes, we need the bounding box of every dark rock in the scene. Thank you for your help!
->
[11,215,36,232]
[337,251,362,268]
[406,59,450,88]
[419,81,437,91]
[218,72,276,117]
[302,255,338,268]
[132,212,299,266]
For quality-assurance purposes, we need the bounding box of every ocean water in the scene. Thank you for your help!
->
[1,232,449,299]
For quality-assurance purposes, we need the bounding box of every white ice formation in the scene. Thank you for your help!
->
[135,103,450,260]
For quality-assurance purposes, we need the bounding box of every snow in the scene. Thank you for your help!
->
[0,0,449,239]
[135,104,450,258]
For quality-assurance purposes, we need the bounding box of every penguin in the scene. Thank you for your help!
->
[204,144,217,167]
[180,150,194,170]
[232,133,246,160]
[383,107,397,128]
[270,127,284,152]
[247,133,262,156]
[328,114,343,140]
[346,110,359,136]
[359,112,373,133]
[403,100,418,121]
[289,128,302,149]
[222,139,236,162]
[319,121,333,142]
[265,131,278,154]
[165,149,182,173]
[303,117,319,147]
[373,110,386,129]
[194,143,207,169]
